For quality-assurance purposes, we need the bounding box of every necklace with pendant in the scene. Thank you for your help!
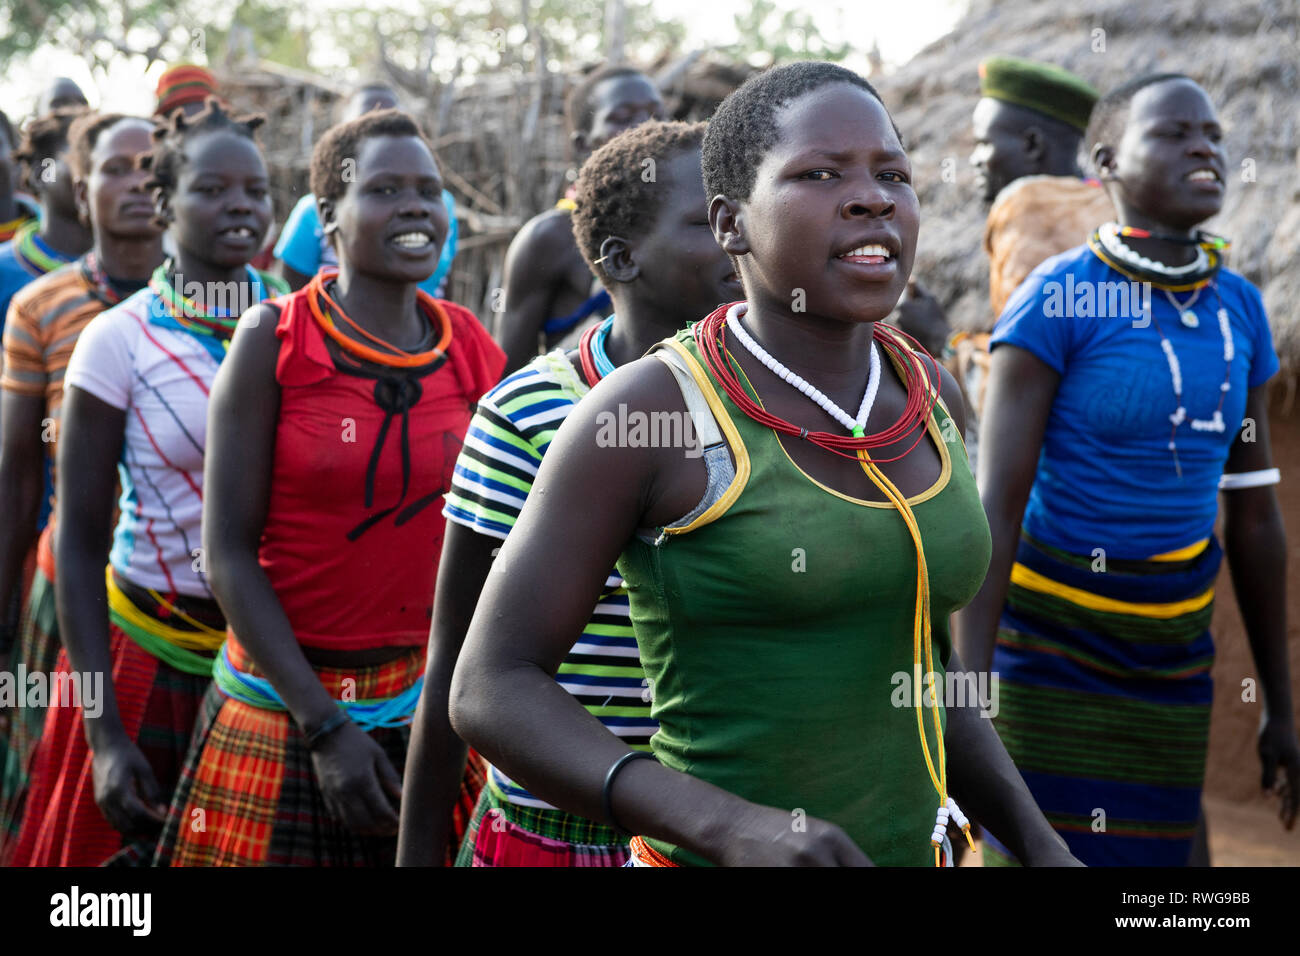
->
[1164,287,1203,329]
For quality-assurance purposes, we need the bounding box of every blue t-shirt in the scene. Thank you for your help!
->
[0,226,70,532]
[0,242,31,337]
[990,244,1278,559]
[0,229,77,334]
[272,190,458,297]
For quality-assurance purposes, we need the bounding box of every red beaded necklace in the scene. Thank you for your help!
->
[691,303,941,463]
[693,301,964,865]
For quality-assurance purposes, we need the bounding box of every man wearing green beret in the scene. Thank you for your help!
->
[971,56,1116,319]
[897,55,1114,466]
[970,55,1097,205]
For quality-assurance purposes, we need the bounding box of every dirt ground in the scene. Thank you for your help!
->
[1201,401,1300,865]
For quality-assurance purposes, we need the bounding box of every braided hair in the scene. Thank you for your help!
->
[67,112,134,180]
[138,96,265,228]
[13,107,87,192]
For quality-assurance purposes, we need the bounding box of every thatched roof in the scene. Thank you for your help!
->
[873,0,1300,380]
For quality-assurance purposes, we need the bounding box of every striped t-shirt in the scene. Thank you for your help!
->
[1,260,125,529]
[445,349,656,809]
[64,287,218,599]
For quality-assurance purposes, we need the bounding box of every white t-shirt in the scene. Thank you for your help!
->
[64,288,217,598]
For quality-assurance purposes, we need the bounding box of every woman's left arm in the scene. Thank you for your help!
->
[1221,384,1297,828]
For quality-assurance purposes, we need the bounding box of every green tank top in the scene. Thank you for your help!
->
[616,327,993,866]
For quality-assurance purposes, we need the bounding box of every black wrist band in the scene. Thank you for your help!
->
[601,750,658,837]
[303,709,350,750]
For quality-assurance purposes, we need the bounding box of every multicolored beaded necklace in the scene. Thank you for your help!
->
[1088,222,1226,293]
[577,314,616,387]
[1089,225,1236,478]
[694,303,972,865]
[0,210,35,244]
[80,252,143,306]
[148,259,272,363]
[12,220,71,277]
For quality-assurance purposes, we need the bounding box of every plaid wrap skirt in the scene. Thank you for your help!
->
[0,566,62,852]
[455,778,630,867]
[155,639,483,866]
[5,620,211,867]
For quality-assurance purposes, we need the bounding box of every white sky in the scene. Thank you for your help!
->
[1,0,966,117]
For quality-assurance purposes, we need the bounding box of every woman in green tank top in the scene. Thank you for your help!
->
[451,61,1080,866]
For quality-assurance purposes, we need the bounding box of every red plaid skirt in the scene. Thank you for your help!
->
[155,639,483,866]
[0,565,61,852]
[5,623,210,866]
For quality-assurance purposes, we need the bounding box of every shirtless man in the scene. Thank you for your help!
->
[495,64,665,373]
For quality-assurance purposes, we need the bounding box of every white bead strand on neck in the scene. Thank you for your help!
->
[725,302,881,436]
[1098,222,1209,278]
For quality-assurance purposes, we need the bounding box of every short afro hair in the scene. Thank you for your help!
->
[67,111,135,179]
[14,106,87,191]
[139,97,265,222]
[571,120,707,274]
[310,108,437,203]
[702,60,895,203]
[565,63,653,136]
[1086,73,1196,163]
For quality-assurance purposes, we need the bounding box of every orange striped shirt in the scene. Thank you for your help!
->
[1,261,111,467]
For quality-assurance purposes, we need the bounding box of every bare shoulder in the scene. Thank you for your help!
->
[509,208,579,256]
[224,302,284,381]
[557,353,686,444]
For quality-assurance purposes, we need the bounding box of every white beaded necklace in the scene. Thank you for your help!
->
[1098,222,1209,279]
[1147,286,1235,478]
[725,302,880,437]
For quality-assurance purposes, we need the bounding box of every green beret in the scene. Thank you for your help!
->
[978,55,1099,133]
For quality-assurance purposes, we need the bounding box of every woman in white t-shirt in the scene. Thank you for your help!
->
[8,100,287,865]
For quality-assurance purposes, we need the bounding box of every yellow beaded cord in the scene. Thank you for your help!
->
[853,343,975,865]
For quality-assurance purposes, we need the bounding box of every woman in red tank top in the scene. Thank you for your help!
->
[154,109,504,866]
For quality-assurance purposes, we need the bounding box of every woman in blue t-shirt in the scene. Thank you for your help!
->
[955,73,1298,866]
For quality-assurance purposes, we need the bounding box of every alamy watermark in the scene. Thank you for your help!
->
[1042,274,1152,325]
[0,666,103,718]
[149,272,266,323]
[595,404,702,458]
[50,886,150,936]
[890,669,999,718]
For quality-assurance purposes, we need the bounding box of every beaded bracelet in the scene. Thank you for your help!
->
[601,751,658,837]
[303,709,350,751]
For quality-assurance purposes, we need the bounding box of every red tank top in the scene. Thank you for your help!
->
[258,287,505,650]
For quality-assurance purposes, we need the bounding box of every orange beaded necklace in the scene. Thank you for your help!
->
[306,269,452,368]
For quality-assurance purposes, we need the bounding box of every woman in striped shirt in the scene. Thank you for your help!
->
[8,100,284,865]
[397,120,743,866]
[0,112,163,856]
[449,62,1073,867]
